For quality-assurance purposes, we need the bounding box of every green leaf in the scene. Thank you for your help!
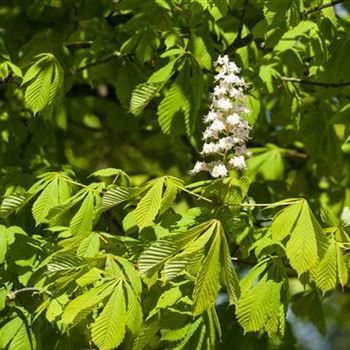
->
[130,82,163,116]
[101,186,134,212]
[0,316,23,349]
[125,283,143,333]
[0,225,8,264]
[336,242,348,287]
[62,282,116,325]
[285,200,323,275]
[134,177,165,230]
[193,226,221,315]
[157,64,191,135]
[236,264,286,335]
[147,285,182,320]
[70,191,95,235]
[315,238,337,294]
[8,318,35,350]
[132,321,160,350]
[91,282,127,350]
[76,232,100,258]
[0,192,28,218]
[148,58,179,83]
[221,232,240,305]
[138,221,212,277]
[32,176,71,226]
[23,53,63,115]
[270,201,303,241]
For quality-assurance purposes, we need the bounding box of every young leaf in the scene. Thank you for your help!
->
[315,238,337,294]
[285,200,324,275]
[91,282,127,350]
[270,200,303,241]
[221,232,240,305]
[157,64,191,135]
[130,82,163,116]
[193,228,221,315]
[32,176,71,226]
[138,221,213,277]
[0,192,29,218]
[134,177,165,230]
[62,281,116,325]
[69,191,95,235]
[23,53,63,115]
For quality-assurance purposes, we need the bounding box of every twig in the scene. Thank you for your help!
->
[303,0,346,16]
[65,52,121,78]
[236,0,249,43]
[284,149,308,159]
[7,288,52,301]
[281,76,350,88]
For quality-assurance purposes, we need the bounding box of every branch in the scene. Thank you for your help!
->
[281,76,350,88]
[303,0,346,16]
[227,0,254,52]
[7,288,52,301]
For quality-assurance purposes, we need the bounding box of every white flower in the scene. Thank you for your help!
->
[189,161,208,175]
[213,85,227,97]
[214,98,232,112]
[218,136,235,151]
[201,142,221,155]
[228,156,247,171]
[235,145,252,157]
[229,87,244,99]
[215,55,230,67]
[203,111,219,123]
[210,163,228,178]
[202,128,218,140]
[234,104,250,114]
[209,119,226,132]
[226,113,241,126]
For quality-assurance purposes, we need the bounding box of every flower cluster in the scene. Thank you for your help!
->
[190,55,252,178]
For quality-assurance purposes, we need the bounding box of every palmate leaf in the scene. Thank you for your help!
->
[314,238,337,294]
[314,237,349,293]
[132,321,161,350]
[138,221,213,277]
[193,229,221,315]
[157,63,191,135]
[62,281,116,325]
[101,186,134,212]
[336,243,348,287]
[164,223,215,279]
[130,82,163,116]
[236,276,283,334]
[134,177,165,230]
[70,191,95,235]
[285,200,325,275]
[160,177,184,214]
[91,282,127,350]
[23,53,63,115]
[76,232,100,258]
[124,283,143,333]
[8,318,35,350]
[32,176,72,226]
[221,232,240,305]
[236,260,286,335]
[270,200,303,241]
[0,192,29,218]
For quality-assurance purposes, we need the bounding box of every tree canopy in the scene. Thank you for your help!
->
[1,0,350,349]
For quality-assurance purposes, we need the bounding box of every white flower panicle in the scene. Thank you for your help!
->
[189,55,252,178]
